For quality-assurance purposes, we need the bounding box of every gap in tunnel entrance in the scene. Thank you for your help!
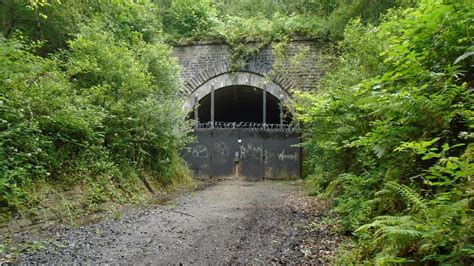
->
[196,85,290,124]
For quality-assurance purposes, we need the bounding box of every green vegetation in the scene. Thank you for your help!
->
[157,0,410,43]
[1,239,48,262]
[1,0,472,264]
[1,1,191,218]
[155,0,412,77]
[296,1,473,263]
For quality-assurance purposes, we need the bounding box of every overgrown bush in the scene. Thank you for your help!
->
[155,0,408,45]
[296,1,473,263]
[157,0,218,42]
[0,1,191,216]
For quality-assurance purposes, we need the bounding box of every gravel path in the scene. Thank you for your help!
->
[13,178,324,264]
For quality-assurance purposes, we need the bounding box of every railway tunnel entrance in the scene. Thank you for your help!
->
[182,72,300,181]
[197,85,283,124]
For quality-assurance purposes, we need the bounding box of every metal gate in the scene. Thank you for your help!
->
[182,123,300,180]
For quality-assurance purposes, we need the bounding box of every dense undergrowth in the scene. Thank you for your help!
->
[296,1,473,264]
[157,0,407,43]
[0,0,409,219]
[1,1,191,218]
[1,0,472,264]
[156,0,409,71]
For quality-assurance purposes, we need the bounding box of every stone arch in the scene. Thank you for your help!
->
[183,71,292,113]
[183,59,297,93]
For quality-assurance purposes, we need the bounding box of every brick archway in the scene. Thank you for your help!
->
[182,60,297,95]
[183,71,291,114]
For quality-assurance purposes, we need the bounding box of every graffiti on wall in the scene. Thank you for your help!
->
[183,129,300,180]
[239,143,263,160]
[214,142,230,165]
[277,150,299,161]
[188,144,298,163]
[190,145,209,158]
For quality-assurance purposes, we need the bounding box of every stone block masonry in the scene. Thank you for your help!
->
[172,38,325,96]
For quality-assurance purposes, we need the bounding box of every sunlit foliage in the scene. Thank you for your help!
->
[0,0,190,215]
[1,1,472,263]
[296,1,473,263]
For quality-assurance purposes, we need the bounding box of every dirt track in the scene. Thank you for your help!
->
[15,177,337,264]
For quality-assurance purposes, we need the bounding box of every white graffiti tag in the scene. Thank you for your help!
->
[277,150,299,161]
[191,145,208,158]
[214,142,230,165]
[240,144,263,160]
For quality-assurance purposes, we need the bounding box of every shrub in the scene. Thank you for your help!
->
[297,0,474,263]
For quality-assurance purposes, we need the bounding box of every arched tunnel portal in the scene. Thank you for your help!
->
[197,85,281,124]
[182,72,300,181]
[191,85,294,125]
[184,72,292,125]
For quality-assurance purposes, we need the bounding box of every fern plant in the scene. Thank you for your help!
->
[357,179,473,263]
[385,182,427,214]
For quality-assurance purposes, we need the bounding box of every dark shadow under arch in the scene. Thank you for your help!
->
[197,85,281,124]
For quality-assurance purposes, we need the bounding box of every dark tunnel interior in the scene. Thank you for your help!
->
[192,85,291,124]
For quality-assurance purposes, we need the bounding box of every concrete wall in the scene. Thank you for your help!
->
[172,39,324,95]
